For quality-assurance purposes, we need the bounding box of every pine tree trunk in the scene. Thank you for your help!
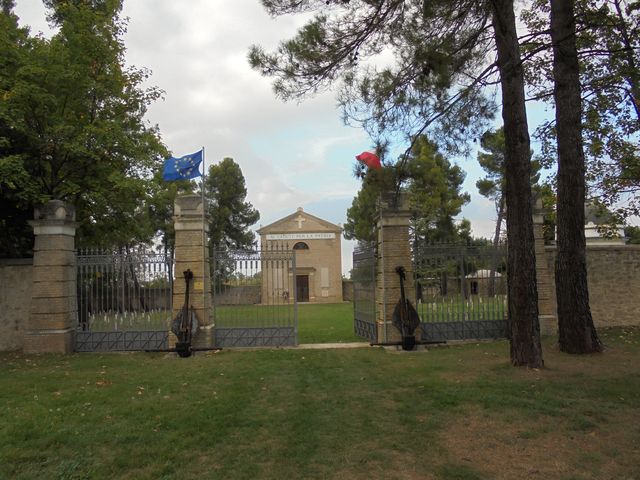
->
[550,0,603,354]
[491,0,544,367]
[488,198,505,297]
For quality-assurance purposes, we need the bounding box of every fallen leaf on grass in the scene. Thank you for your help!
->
[95,380,112,387]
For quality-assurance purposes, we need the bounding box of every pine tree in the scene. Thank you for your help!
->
[251,0,543,367]
[550,0,603,353]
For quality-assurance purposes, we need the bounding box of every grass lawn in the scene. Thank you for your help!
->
[296,303,360,344]
[1,327,639,479]
[84,303,361,344]
[213,302,362,343]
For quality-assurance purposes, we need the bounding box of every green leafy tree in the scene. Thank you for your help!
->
[476,128,508,248]
[0,4,44,256]
[0,0,167,255]
[476,127,542,247]
[251,0,543,367]
[204,157,259,252]
[476,127,546,295]
[344,166,396,243]
[537,182,557,245]
[407,137,471,244]
[625,225,640,244]
[345,136,470,245]
[204,158,259,287]
[522,0,640,221]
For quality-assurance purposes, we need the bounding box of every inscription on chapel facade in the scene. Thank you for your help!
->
[257,207,343,303]
[265,233,336,240]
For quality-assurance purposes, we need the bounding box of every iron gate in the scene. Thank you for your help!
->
[352,244,377,343]
[75,248,172,352]
[414,243,508,342]
[213,246,297,347]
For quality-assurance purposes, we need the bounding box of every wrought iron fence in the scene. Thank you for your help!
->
[352,243,377,343]
[413,242,508,341]
[212,245,297,347]
[75,248,172,351]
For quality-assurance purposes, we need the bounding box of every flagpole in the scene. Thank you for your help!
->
[201,146,206,326]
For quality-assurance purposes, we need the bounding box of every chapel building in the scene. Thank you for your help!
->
[257,207,343,303]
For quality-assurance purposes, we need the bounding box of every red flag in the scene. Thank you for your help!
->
[355,151,381,169]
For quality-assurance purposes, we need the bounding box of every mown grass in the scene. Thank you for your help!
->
[1,327,639,479]
[296,303,360,344]
[85,303,360,344]
[213,302,360,344]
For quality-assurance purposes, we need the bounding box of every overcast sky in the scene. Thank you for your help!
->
[14,0,507,274]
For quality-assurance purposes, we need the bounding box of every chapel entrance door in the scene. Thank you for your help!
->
[296,275,309,302]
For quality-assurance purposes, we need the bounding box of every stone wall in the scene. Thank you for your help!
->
[0,259,32,351]
[543,245,640,328]
[342,280,354,302]
[214,285,261,305]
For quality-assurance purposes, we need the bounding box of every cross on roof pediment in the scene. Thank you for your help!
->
[257,207,342,234]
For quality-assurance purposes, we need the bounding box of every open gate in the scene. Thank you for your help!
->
[352,244,377,343]
[212,246,297,347]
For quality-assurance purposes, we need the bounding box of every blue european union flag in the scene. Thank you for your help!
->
[162,150,203,181]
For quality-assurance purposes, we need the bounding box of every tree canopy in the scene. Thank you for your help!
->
[476,127,542,245]
[0,0,167,255]
[345,136,470,244]
[204,158,260,251]
[522,0,640,222]
[249,0,497,156]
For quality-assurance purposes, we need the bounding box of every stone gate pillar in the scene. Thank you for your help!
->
[23,200,78,353]
[375,194,420,344]
[533,198,558,335]
[172,194,214,348]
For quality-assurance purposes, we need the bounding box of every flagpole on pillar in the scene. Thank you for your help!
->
[201,146,206,324]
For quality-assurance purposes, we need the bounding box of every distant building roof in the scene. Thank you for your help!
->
[465,269,502,278]
[584,202,615,226]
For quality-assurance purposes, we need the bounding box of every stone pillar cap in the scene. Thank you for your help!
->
[174,194,204,217]
[34,200,76,221]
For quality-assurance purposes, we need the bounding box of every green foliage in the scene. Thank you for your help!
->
[476,127,542,243]
[249,0,496,154]
[0,1,167,255]
[204,158,260,251]
[521,0,640,221]
[408,137,471,243]
[537,182,557,244]
[625,225,640,243]
[344,165,396,242]
[476,128,506,203]
[344,136,470,244]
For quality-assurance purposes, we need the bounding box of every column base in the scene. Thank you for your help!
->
[167,325,215,351]
[539,315,558,336]
[23,328,74,354]
[193,324,215,349]
[376,321,421,345]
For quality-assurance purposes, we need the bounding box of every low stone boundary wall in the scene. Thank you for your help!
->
[0,259,33,351]
[543,245,640,328]
[213,285,261,305]
[342,280,354,302]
